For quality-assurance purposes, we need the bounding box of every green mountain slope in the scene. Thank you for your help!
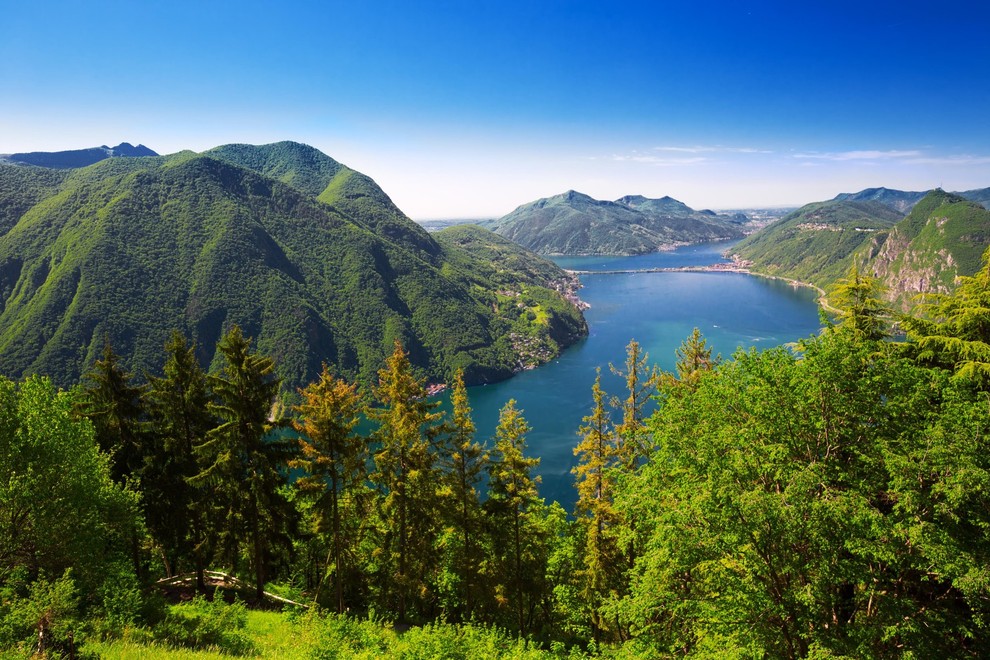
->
[734,190,990,310]
[731,200,904,288]
[0,143,586,389]
[482,190,745,255]
[857,189,990,309]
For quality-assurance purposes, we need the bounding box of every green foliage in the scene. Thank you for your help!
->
[615,329,990,657]
[152,596,254,656]
[0,376,136,592]
[195,326,296,600]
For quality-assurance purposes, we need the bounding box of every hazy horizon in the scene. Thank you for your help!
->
[3,1,988,218]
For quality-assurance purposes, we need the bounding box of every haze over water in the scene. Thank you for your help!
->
[452,241,823,508]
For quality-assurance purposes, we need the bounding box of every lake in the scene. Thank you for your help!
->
[446,240,823,509]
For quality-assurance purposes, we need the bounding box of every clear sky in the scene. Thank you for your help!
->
[2,1,989,218]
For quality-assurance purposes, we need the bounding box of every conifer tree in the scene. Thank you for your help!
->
[487,399,541,635]
[194,325,296,601]
[75,339,148,483]
[609,339,660,468]
[668,327,719,390]
[903,249,990,386]
[145,331,214,589]
[369,340,444,621]
[440,369,487,619]
[291,365,366,612]
[828,265,890,341]
[572,369,622,641]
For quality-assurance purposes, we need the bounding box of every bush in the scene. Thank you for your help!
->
[152,594,254,656]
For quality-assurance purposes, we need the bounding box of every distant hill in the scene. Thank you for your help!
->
[482,190,745,255]
[0,141,586,390]
[1,142,158,169]
[731,200,904,289]
[834,186,990,212]
[734,189,990,310]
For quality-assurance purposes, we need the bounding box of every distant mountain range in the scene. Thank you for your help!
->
[833,186,990,213]
[733,189,990,309]
[481,190,747,255]
[0,142,158,169]
[0,141,586,390]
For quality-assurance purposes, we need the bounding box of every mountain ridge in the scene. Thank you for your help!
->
[482,190,746,255]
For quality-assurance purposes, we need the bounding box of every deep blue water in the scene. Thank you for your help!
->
[444,241,822,509]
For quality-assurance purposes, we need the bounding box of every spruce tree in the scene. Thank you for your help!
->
[441,368,487,619]
[292,365,367,612]
[487,399,541,635]
[194,325,296,601]
[145,331,214,589]
[369,340,444,621]
[609,339,660,468]
[572,369,621,641]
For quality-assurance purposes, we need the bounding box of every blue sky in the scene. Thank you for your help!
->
[2,1,989,217]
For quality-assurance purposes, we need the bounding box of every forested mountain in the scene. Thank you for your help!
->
[834,185,990,212]
[0,142,586,390]
[858,189,990,308]
[733,189,990,309]
[482,190,745,255]
[0,142,158,169]
[730,199,904,287]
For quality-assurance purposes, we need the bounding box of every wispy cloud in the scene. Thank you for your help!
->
[793,149,923,161]
[606,144,772,166]
[653,145,773,154]
[611,154,707,166]
[904,155,990,166]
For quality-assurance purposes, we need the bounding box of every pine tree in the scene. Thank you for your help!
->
[145,331,214,589]
[194,325,296,601]
[75,339,148,483]
[572,369,622,641]
[291,364,367,612]
[441,369,487,619]
[369,340,444,621]
[609,339,660,468]
[828,265,890,341]
[904,249,990,386]
[487,399,541,635]
[669,327,719,389]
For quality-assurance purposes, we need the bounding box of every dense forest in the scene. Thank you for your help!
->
[4,249,990,658]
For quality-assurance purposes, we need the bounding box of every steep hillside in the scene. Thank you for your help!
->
[857,190,990,309]
[734,190,990,310]
[1,142,157,169]
[731,200,903,288]
[483,191,744,255]
[0,143,586,390]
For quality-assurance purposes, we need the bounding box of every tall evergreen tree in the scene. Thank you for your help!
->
[75,339,148,484]
[609,339,660,468]
[194,325,296,601]
[572,369,622,641]
[368,340,444,621]
[439,369,487,619]
[667,327,719,390]
[828,265,890,341]
[487,399,541,636]
[145,331,215,589]
[903,249,990,386]
[291,365,367,613]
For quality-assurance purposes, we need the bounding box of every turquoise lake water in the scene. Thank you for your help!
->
[446,240,823,509]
